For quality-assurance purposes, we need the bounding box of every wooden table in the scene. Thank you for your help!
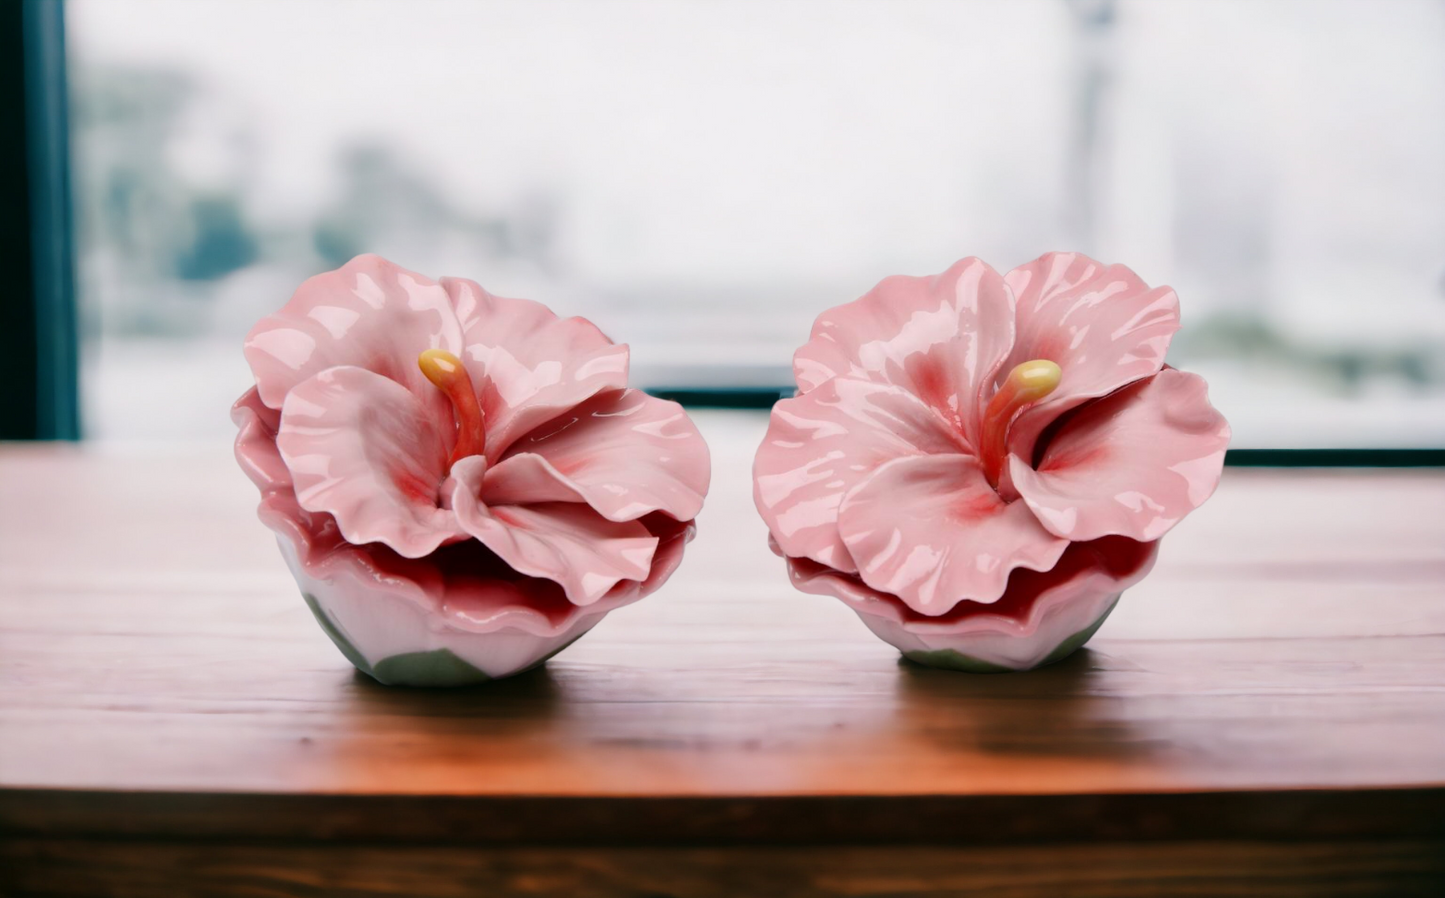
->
[2,411,1444,897]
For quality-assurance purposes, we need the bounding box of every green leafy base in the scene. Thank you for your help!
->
[370,648,492,687]
[902,648,1015,673]
[301,593,492,687]
[901,599,1118,674]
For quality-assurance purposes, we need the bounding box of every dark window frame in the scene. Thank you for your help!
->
[1,0,78,440]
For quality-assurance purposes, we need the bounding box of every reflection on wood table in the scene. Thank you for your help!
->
[2,411,1444,897]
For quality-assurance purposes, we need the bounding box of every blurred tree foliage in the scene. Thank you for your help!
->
[72,64,557,339]
[175,195,258,281]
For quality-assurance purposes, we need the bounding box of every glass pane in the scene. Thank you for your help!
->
[68,0,1445,445]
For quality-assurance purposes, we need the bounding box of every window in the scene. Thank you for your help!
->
[66,0,1445,447]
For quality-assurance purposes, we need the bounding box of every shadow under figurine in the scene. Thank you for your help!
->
[753,252,1229,672]
[233,254,710,686]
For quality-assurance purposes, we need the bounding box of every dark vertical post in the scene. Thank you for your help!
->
[0,0,78,440]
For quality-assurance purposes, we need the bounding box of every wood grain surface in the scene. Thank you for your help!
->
[2,411,1444,896]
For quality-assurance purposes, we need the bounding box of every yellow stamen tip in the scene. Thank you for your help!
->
[418,348,466,388]
[1005,359,1062,403]
[418,348,487,466]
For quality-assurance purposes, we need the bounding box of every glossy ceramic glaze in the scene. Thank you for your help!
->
[754,252,1228,671]
[234,254,710,685]
[785,536,1159,672]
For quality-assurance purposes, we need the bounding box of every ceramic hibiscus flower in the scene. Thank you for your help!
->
[233,255,710,686]
[753,253,1229,671]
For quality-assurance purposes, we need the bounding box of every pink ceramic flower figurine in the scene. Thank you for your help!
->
[754,253,1229,671]
[233,255,710,685]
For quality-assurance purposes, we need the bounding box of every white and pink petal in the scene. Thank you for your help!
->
[791,258,1016,449]
[276,366,464,558]
[443,277,631,459]
[489,389,709,524]
[837,454,1069,613]
[259,487,638,638]
[753,376,966,573]
[1002,252,1180,461]
[1009,368,1230,543]
[449,457,658,605]
[244,254,464,417]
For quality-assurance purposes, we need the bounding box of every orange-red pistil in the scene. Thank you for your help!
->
[418,348,486,469]
[979,359,1062,489]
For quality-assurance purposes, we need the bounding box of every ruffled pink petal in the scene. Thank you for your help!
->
[836,454,1069,613]
[791,257,1015,450]
[635,514,697,598]
[431,563,639,635]
[234,397,662,638]
[475,453,589,507]
[1010,369,1230,543]
[275,366,463,557]
[443,277,631,460]
[231,387,289,495]
[753,376,966,573]
[1002,252,1180,461]
[449,456,658,605]
[786,535,1158,634]
[487,389,710,524]
[244,255,464,420]
[257,488,640,637]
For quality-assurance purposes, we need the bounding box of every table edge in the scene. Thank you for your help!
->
[4,786,1443,845]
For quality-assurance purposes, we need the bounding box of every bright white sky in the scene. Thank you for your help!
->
[69,0,1074,286]
[70,0,1445,317]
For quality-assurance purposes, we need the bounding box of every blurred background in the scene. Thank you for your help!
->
[64,0,1445,446]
